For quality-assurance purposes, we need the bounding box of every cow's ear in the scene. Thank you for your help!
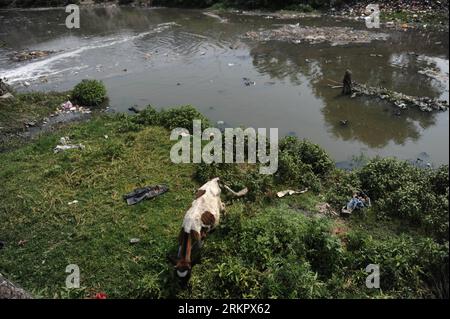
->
[195,189,206,199]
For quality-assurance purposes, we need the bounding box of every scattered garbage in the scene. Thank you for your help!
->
[24,120,37,128]
[68,200,79,205]
[316,203,338,216]
[0,92,14,99]
[328,71,449,112]
[18,239,28,247]
[123,184,169,206]
[51,101,91,117]
[341,191,371,216]
[93,292,107,299]
[10,50,55,62]
[238,10,321,20]
[277,188,308,198]
[245,25,389,46]
[352,81,449,112]
[242,77,256,86]
[129,238,141,244]
[53,136,85,154]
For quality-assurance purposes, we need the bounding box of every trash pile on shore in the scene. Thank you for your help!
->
[237,10,322,19]
[332,0,449,17]
[352,82,449,112]
[245,25,389,46]
[330,0,449,28]
[9,50,55,62]
[51,101,92,117]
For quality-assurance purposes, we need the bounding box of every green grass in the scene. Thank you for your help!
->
[0,115,199,298]
[0,91,69,134]
[0,91,70,151]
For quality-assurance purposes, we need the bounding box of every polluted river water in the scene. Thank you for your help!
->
[0,7,448,166]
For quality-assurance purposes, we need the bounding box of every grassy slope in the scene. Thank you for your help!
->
[0,115,199,298]
[0,92,68,133]
[0,90,447,298]
[0,92,69,151]
[0,112,440,298]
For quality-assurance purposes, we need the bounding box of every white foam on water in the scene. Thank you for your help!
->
[0,29,168,84]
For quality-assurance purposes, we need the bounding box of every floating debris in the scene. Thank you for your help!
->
[352,82,449,112]
[242,77,256,86]
[203,12,228,23]
[10,50,55,62]
[245,25,389,46]
[238,10,321,19]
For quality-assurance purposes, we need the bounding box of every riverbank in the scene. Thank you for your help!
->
[0,1,448,27]
[0,86,448,298]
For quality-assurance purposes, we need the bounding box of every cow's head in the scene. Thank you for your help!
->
[174,259,192,279]
[168,229,201,280]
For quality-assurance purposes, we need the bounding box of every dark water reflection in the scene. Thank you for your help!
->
[0,7,448,164]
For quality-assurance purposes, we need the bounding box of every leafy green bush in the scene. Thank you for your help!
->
[324,169,361,209]
[72,79,107,106]
[428,165,449,195]
[159,105,210,132]
[276,136,334,191]
[357,158,449,241]
[187,206,336,298]
[344,232,449,298]
[117,115,143,133]
[133,106,161,126]
[263,255,325,298]
[131,105,209,133]
[279,136,334,176]
[304,218,343,278]
[357,157,424,200]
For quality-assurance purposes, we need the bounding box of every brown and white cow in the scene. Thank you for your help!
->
[172,177,225,279]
